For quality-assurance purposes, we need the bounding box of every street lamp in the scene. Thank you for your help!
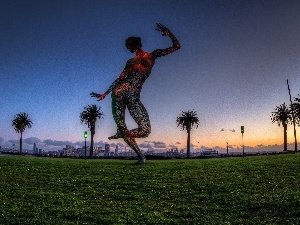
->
[84,131,88,159]
[221,129,230,155]
[241,126,244,158]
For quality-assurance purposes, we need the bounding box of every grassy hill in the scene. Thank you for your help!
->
[0,154,299,224]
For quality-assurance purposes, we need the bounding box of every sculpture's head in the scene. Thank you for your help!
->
[125,36,142,53]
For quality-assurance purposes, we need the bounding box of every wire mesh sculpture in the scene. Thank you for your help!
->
[91,23,180,164]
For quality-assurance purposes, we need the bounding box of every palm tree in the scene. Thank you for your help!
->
[12,112,32,154]
[293,95,300,126]
[270,103,292,151]
[176,110,199,158]
[80,104,104,158]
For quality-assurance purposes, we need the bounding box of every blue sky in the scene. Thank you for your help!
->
[1,0,300,152]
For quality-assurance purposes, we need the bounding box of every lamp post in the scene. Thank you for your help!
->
[220,129,230,155]
[241,126,244,158]
[84,131,87,159]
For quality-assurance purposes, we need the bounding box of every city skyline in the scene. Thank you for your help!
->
[1,1,300,153]
[0,132,298,154]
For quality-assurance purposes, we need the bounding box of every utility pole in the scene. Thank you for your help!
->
[226,142,228,155]
[287,79,297,152]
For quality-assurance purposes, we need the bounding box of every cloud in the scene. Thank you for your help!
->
[43,139,72,146]
[139,142,152,148]
[190,143,197,149]
[167,142,181,149]
[168,144,178,149]
[94,141,107,147]
[0,137,3,144]
[110,142,125,148]
[8,139,19,144]
[152,141,166,148]
[24,137,41,145]
[73,141,92,147]
[220,128,235,132]
[138,141,167,151]
[74,141,85,146]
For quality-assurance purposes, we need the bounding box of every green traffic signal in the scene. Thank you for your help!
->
[241,126,244,133]
[84,131,88,138]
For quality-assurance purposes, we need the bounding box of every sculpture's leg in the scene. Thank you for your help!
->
[110,91,147,164]
[109,94,128,140]
[127,97,151,138]
[122,136,146,164]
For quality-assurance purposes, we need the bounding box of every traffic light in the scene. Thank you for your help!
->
[84,131,88,138]
[241,126,244,134]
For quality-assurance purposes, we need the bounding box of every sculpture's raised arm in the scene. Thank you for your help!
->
[152,23,180,58]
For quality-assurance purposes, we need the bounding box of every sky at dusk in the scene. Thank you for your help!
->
[1,0,300,153]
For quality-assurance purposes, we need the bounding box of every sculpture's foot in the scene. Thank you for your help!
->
[109,129,135,140]
[108,134,120,140]
[136,158,146,165]
[108,130,123,140]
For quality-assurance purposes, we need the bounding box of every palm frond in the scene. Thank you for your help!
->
[12,112,32,133]
[270,102,292,127]
[293,95,300,125]
[176,110,200,132]
[80,104,104,129]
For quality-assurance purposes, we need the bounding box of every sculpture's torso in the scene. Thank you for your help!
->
[122,51,155,92]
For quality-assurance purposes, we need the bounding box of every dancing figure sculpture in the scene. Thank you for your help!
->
[91,23,180,164]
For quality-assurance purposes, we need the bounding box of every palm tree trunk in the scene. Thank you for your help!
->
[283,123,287,151]
[90,128,94,158]
[20,132,23,154]
[187,129,191,158]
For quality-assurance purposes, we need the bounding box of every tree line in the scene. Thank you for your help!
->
[11,93,300,159]
[11,91,300,158]
[10,105,200,159]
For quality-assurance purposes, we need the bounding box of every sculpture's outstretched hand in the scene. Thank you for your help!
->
[90,92,99,98]
[155,23,170,36]
[90,92,106,101]
[99,94,106,100]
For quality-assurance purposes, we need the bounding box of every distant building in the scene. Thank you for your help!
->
[63,147,73,156]
[105,144,110,156]
[33,143,38,154]
[202,149,218,156]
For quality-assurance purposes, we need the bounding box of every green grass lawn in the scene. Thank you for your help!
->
[0,154,299,225]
